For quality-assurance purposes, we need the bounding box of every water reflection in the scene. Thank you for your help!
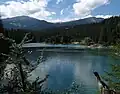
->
[26,49,111,93]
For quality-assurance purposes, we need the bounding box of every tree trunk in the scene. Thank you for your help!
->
[19,63,26,91]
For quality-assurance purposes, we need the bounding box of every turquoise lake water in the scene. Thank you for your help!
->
[26,48,120,94]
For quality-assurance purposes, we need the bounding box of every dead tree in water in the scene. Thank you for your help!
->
[93,72,120,94]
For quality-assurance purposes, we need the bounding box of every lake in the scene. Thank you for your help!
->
[25,48,119,94]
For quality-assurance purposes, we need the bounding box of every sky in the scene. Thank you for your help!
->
[0,0,119,22]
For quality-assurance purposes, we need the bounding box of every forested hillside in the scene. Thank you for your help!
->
[5,16,120,45]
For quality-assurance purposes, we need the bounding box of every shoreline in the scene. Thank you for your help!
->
[23,43,112,50]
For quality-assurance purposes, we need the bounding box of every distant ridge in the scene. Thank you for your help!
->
[2,16,104,30]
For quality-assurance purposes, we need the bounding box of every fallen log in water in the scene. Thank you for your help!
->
[93,72,120,94]
[102,89,120,94]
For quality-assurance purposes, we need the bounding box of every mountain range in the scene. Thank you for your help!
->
[2,16,104,30]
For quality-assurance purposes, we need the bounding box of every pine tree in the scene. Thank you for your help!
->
[0,33,49,94]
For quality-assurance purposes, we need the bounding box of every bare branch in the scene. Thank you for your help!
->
[0,53,10,57]
[24,36,34,43]
[18,33,31,47]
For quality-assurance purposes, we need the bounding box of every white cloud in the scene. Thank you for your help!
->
[56,0,64,4]
[29,10,56,20]
[95,15,112,19]
[48,14,113,23]
[82,15,93,19]
[48,17,80,23]
[0,0,56,20]
[73,0,110,16]
[60,9,64,15]
[82,14,112,19]
[0,0,113,22]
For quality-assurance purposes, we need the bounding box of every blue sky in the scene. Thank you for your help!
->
[0,0,119,22]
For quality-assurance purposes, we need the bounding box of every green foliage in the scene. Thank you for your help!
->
[104,64,120,90]
[103,45,120,91]
[0,33,48,94]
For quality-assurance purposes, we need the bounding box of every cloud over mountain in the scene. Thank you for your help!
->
[0,0,114,22]
[0,0,56,20]
[73,0,110,16]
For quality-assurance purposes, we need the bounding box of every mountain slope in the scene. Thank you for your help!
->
[2,16,54,30]
[2,16,104,30]
[56,17,104,27]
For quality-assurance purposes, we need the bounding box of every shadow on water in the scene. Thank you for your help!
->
[26,48,119,94]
